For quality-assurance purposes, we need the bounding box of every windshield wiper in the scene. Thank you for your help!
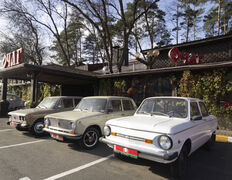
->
[137,111,151,115]
[151,111,169,117]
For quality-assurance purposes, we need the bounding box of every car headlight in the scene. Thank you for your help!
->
[71,122,76,130]
[104,126,111,136]
[44,119,50,126]
[158,135,173,150]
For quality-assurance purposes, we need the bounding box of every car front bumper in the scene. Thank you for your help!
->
[8,121,29,128]
[100,137,178,164]
[43,127,82,140]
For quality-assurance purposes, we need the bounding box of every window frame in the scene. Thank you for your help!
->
[199,101,209,117]
[190,101,202,120]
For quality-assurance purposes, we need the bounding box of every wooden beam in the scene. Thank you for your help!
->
[1,78,7,101]
[30,73,38,104]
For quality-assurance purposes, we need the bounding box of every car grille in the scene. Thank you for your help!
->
[11,115,25,122]
[49,118,72,130]
[116,133,144,142]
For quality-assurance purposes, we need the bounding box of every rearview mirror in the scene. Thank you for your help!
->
[191,115,202,121]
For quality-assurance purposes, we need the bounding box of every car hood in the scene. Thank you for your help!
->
[8,108,54,116]
[106,115,190,134]
[46,111,103,122]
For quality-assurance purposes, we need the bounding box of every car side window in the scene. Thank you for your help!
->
[199,102,209,117]
[58,99,73,108]
[108,100,122,112]
[190,102,201,118]
[122,100,134,110]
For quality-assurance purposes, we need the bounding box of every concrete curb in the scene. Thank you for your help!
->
[216,135,232,143]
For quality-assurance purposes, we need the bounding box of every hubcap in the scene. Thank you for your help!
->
[34,122,44,134]
[83,130,98,147]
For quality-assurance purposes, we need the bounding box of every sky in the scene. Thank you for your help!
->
[0,0,217,66]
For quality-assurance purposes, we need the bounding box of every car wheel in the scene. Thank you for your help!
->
[80,127,100,150]
[170,145,189,179]
[30,119,45,136]
[204,132,216,151]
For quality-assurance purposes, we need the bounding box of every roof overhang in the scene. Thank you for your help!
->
[0,63,98,85]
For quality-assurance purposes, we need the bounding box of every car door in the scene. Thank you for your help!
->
[189,100,206,152]
[199,101,213,141]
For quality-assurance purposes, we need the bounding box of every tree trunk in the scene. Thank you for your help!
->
[176,4,179,44]
[193,23,196,41]
[224,17,226,35]
[217,0,221,36]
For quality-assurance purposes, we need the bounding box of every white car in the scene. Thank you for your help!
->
[100,97,218,178]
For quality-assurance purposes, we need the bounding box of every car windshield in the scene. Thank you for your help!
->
[36,97,59,109]
[74,98,107,112]
[136,98,188,118]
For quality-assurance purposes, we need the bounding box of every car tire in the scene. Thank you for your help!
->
[80,127,100,150]
[16,124,26,131]
[30,119,45,136]
[170,145,189,179]
[204,132,216,151]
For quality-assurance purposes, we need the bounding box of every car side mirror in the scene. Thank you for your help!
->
[106,109,113,113]
[56,105,63,109]
[191,115,202,121]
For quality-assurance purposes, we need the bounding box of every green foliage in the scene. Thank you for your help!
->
[114,80,126,96]
[178,69,232,129]
[8,83,60,107]
[50,11,84,66]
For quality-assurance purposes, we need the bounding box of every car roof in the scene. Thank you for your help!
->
[145,96,202,101]
[83,96,132,100]
[45,96,82,99]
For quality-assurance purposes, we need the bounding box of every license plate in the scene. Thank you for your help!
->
[114,145,138,159]
[10,122,17,127]
[51,133,64,141]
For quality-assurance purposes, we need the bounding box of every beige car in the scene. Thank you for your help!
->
[8,96,82,136]
[43,96,137,149]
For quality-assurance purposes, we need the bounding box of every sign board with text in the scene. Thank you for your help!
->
[2,48,24,68]
[168,47,204,64]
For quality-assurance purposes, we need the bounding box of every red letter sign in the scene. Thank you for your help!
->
[2,48,24,68]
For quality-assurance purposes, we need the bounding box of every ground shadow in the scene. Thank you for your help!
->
[186,142,232,180]
[22,131,51,140]
[67,141,113,157]
[67,141,232,180]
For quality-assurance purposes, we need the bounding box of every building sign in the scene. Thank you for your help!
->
[168,47,204,64]
[2,48,24,68]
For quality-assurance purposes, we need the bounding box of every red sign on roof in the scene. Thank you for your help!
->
[168,47,204,64]
[2,48,24,68]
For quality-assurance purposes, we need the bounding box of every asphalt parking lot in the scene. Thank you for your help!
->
[1,117,232,180]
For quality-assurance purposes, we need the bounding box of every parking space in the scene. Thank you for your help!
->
[1,117,232,180]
